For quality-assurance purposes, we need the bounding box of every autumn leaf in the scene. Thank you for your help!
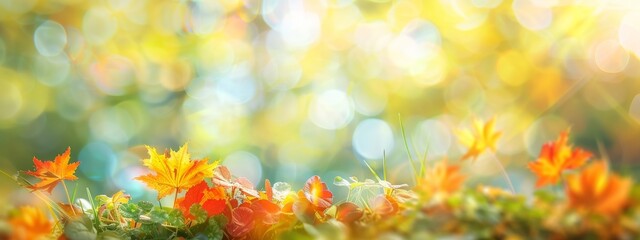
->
[212,166,259,198]
[456,118,501,161]
[303,175,333,210]
[250,199,280,225]
[135,143,218,199]
[25,147,79,194]
[369,194,399,217]
[477,185,512,199]
[177,181,227,219]
[9,206,53,240]
[335,202,363,223]
[415,160,465,198]
[58,203,84,220]
[226,206,255,238]
[96,190,130,211]
[528,130,592,188]
[264,179,273,201]
[566,161,632,215]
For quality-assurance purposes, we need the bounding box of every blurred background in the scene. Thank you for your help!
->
[1,0,640,205]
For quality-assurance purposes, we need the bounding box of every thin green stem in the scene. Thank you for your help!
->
[61,180,76,215]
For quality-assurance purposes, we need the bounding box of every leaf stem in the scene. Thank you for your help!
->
[61,180,76,215]
[173,188,179,208]
[489,153,516,194]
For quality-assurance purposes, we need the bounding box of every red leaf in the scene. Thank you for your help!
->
[335,202,363,223]
[250,199,280,225]
[302,176,333,210]
[226,206,255,238]
[202,199,226,216]
[179,181,228,219]
[292,197,315,223]
[180,181,208,211]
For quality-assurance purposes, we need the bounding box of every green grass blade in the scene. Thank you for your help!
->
[382,150,388,181]
[361,158,382,182]
[87,187,100,226]
[71,182,78,203]
[420,141,430,178]
[398,114,418,184]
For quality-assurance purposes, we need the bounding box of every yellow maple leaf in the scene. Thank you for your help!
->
[135,143,218,199]
[456,118,501,161]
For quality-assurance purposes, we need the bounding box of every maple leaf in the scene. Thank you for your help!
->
[456,118,502,161]
[135,143,218,199]
[25,147,80,193]
[566,161,632,215]
[415,160,465,198]
[9,206,53,240]
[528,130,592,188]
[303,175,333,210]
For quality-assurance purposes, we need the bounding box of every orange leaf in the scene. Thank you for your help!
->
[528,130,592,188]
[9,206,53,240]
[566,161,632,215]
[303,176,333,210]
[25,147,79,194]
[135,143,218,199]
[265,179,273,201]
[415,160,465,197]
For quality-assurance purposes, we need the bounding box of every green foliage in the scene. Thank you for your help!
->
[146,207,169,224]
[189,204,208,225]
[64,216,97,240]
[118,203,142,221]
